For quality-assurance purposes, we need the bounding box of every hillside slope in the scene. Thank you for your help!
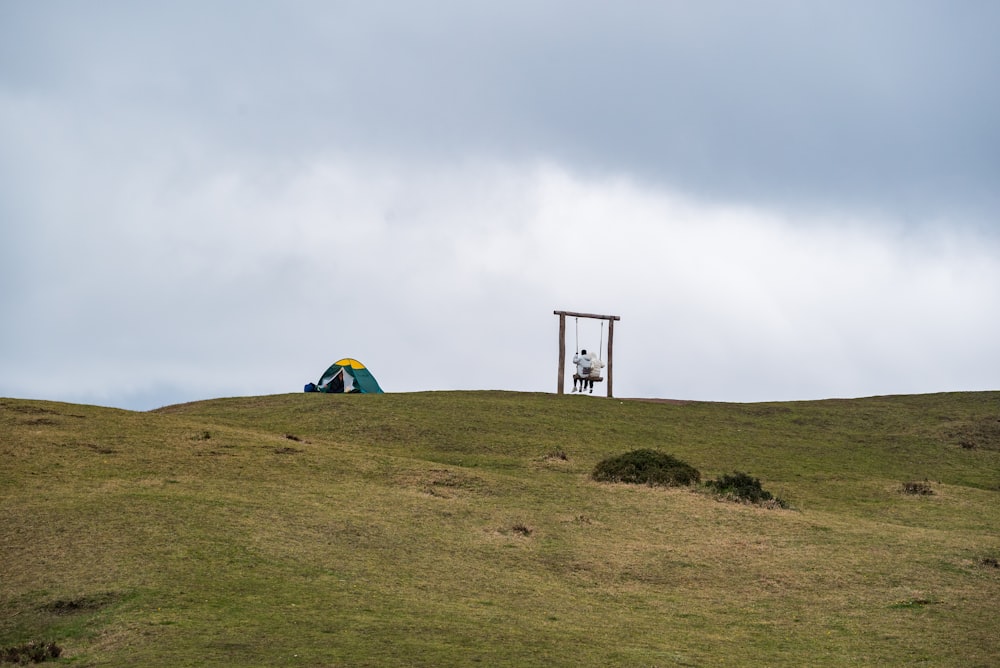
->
[2,391,999,666]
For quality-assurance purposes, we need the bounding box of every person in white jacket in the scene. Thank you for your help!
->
[588,355,605,392]
[572,350,592,393]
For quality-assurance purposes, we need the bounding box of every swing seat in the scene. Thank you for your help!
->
[574,373,604,383]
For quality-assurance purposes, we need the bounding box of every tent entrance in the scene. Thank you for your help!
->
[319,368,355,393]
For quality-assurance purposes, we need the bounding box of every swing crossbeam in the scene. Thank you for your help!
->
[554,310,620,397]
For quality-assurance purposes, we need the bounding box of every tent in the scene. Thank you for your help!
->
[308,358,384,394]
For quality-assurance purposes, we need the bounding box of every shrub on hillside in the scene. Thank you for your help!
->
[706,471,787,508]
[1,640,61,664]
[901,480,934,495]
[591,449,701,487]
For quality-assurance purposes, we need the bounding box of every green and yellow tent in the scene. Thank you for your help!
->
[311,358,384,394]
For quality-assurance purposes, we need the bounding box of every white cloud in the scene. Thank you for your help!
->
[4,148,998,408]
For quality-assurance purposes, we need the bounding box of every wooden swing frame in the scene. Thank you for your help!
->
[554,310,621,397]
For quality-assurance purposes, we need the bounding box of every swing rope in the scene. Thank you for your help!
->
[570,316,605,383]
[575,318,604,359]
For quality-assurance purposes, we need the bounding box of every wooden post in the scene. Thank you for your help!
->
[557,313,566,395]
[606,318,615,398]
[554,310,620,397]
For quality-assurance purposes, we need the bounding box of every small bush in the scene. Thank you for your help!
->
[901,480,934,495]
[591,449,701,487]
[1,640,61,664]
[707,471,787,508]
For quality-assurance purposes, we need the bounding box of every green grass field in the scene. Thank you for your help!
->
[2,391,998,666]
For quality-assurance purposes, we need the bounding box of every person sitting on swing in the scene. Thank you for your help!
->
[572,349,593,393]
[589,355,605,391]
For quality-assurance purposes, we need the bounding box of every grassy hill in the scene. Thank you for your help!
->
[2,390,998,666]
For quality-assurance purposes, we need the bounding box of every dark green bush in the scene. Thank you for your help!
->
[591,449,701,487]
[707,471,787,508]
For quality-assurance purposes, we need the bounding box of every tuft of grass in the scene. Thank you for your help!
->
[889,597,935,609]
[42,592,121,615]
[510,523,533,537]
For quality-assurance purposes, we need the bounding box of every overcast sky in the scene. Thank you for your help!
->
[3,1,999,410]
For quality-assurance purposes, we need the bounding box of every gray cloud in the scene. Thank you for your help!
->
[8,2,998,213]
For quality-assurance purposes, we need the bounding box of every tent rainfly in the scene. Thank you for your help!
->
[307,358,384,394]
